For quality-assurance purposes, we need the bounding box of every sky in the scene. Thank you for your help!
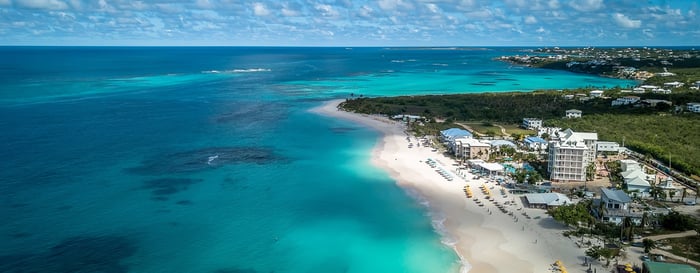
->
[0,0,698,46]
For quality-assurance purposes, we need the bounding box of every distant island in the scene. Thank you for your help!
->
[497,47,700,83]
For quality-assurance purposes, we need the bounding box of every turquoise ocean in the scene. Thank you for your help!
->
[0,47,637,273]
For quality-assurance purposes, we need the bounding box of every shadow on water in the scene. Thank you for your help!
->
[0,235,136,273]
[213,268,258,273]
[125,147,287,175]
[140,178,203,201]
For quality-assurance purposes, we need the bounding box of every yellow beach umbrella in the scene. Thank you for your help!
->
[561,270,568,273]
[559,266,566,271]
[625,263,632,267]
[625,267,634,272]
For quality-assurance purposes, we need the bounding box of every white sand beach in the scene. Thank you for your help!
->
[312,99,602,273]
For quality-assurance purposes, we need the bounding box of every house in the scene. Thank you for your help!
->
[622,167,653,198]
[590,90,604,97]
[547,129,597,182]
[524,136,548,152]
[640,99,672,108]
[454,137,490,160]
[596,188,642,225]
[651,88,672,94]
[596,141,620,154]
[523,193,571,209]
[611,96,640,106]
[642,261,698,273]
[687,102,700,113]
[392,114,423,122]
[620,159,640,172]
[632,87,646,93]
[640,85,659,90]
[563,94,575,100]
[565,109,582,118]
[522,118,543,130]
[663,81,684,88]
[537,127,561,138]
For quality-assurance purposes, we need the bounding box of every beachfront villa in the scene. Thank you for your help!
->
[594,188,642,225]
[524,136,548,152]
[547,129,598,182]
[643,261,698,273]
[565,109,582,118]
[522,118,543,130]
[441,128,472,152]
[523,192,571,209]
[454,137,490,160]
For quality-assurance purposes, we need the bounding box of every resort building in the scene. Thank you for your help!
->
[521,118,543,130]
[687,102,700,113]
[524,136,548,152]
[468,160,505,177]
[595,188,642,225]
[441,128,472,152]
[611,96,640,106]
[454,137,490,160]
[565,109,582,118]
[596,141,620,154]
[547,129,597,182]
[523,193,571,209]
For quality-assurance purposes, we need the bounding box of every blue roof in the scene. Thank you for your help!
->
[441,128,472,138]
[524,136,547,144]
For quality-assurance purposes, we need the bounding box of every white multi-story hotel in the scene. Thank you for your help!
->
[454,137,490,160]
[547,129,598,182]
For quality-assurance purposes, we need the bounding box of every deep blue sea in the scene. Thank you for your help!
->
[0,47,636,273]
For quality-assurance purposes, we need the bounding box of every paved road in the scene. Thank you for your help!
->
[644,230,698,241]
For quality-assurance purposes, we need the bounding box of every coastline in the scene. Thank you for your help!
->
[312,99,598,273]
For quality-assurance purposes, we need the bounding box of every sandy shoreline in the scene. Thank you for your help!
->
[312,99,603,273]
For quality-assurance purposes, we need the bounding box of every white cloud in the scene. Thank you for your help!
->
[378,0,412,11]
[612,13,641,28]
[524,15,537,24]
[315,4,339,17]
[281,3,299,17]
[536,26,545,33]
[195,0,214,9]
[357,5,373,18]
[252,2,270,16]
[0,0,10,5]
[643,28,654,38]
[16,0,68,10]
[548,0,560,9]
[426,3,439,13]
[569,0,603,12]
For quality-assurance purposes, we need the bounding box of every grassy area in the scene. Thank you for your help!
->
[460,122,504,136]
[664,236,700,264]
[500,124,536,136]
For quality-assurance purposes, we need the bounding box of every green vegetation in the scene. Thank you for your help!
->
[547,114,700,177]
[341,89,700,177]
[548,201,594,227]
[657,211,697,231]
[665,236,700,264]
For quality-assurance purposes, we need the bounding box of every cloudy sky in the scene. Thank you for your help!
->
[1,0,698,46]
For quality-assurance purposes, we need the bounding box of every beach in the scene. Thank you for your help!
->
[313,99,598,273]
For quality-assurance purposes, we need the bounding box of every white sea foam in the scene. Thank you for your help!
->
[227,68,272,73]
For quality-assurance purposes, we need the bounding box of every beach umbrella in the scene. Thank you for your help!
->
[625,267,634,272]
[625,263,632,268]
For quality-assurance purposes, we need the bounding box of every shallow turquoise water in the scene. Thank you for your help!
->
[0,47,635,273]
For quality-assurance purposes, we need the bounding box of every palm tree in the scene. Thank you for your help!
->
[642,238,656,254]
[597,200,608,221]
[641,212,649,228]
[680,188,687,203]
